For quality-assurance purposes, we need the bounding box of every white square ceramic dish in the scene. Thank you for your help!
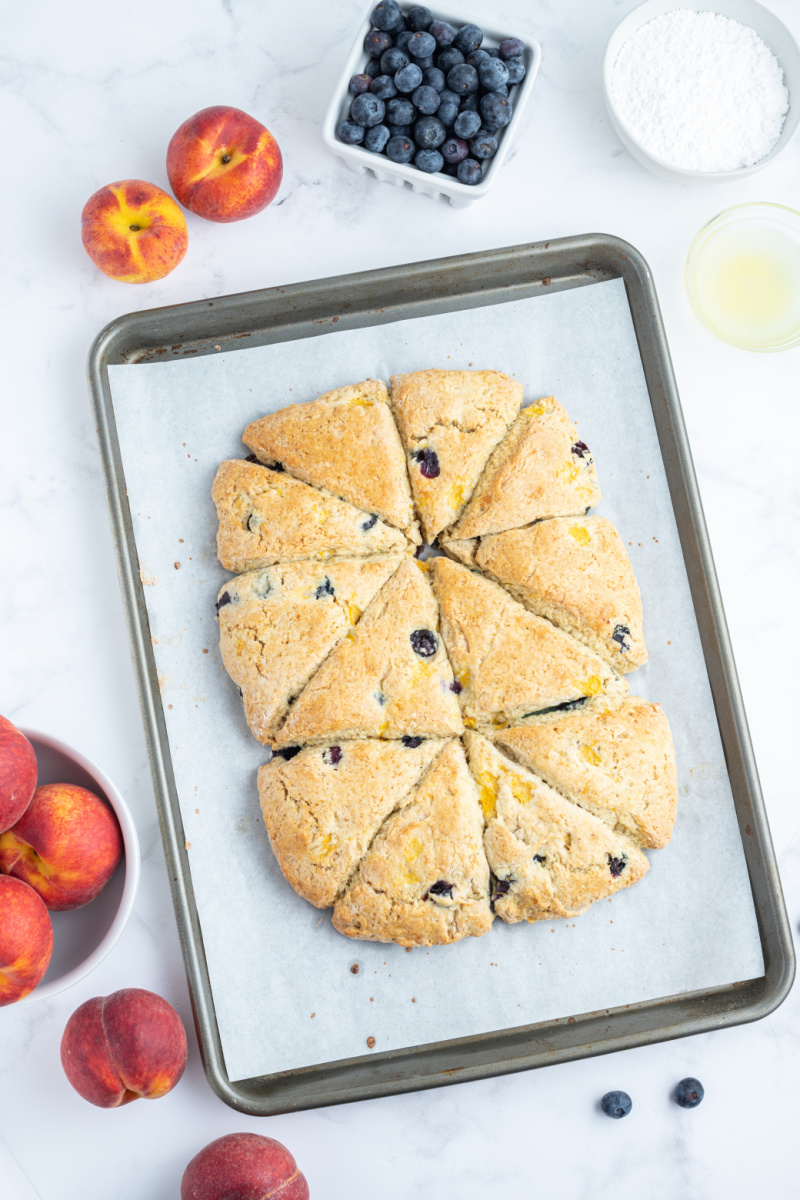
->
[322,2,542,206]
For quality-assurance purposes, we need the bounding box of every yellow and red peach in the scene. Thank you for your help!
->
[61,988,188,1107]
[167,106,283,223]
[0,875,54,1006]
[0,715,37,834]
[181,1133,309,1200]
[0,782,123,911]
[81,179,188,283]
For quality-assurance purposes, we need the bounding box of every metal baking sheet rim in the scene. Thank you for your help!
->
[86,235,795,1116]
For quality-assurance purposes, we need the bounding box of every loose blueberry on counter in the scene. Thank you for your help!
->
[480,91,512,127]
[457,158,482,185]
[371,0,404,32]
[505,57,526,85]
[437,46,465,72]
[479,58,509,90]
[454,108,481,139]
[571,440,591,459]
[381,46,409,74]
[423,66,446,91]
[612,623,631,652]
[600,1091,632,1119]
[365,123,391,153]
[471,132,498,159]
[361,513,379,531]
[215,591,232,614]
[276,745,302,761]
[447,63,479,94]
[608,854,627,877]
[386,134,415,163]
[337,119,365,145]
[395,62,424,93]
[350,74,373,95]
[499,36,525,60]
[402,735,424,748]
[364,28,393,58]
[315,577,335,598]
[413,446,440,477]
[429,19,455,46]
[408,30,436,58]
[406,4,433,30]
[371,75,397,100]
[323,745,343,766]
[424,880,454,900]
[674,1078,704,1109]
[412,84,441,113]
[410,629,438,657]
[442,136,469,164]
[416,148,444,173]
[387,96,416,125]
[437,90,460,126]
[414,115,446,148]
[453,22,483,53]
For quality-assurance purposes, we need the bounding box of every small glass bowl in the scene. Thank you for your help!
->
[684,202,800,352]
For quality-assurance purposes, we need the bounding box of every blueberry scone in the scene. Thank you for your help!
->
[213,460,408,573]
[258,738,446,908]
[473,517,646,672]
[274,559,463,747]
[332,740,493,947]
[465,732,649,923]
[449,397,601,540]
[493,696,677,849]
[217,555,404,744]
[430,557,627,729]
[242,380,420,542]
[389,369,522,543]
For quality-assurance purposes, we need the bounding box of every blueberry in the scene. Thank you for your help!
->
[612,624,631,652]
[349,73,373,95]
[425,880,454,900]
[499,37,525,60]
[493,879,511,896]
[414,115,445,148]
[449,680,462,693]
[401,735,424,747]
[454,108,481,138]
[406,4,433,30]
[351,93,386,127]
[394,62,423,93]
[571,440,591,459]
[485,47,500,57]
[533,853,546,863]
[415,147,444,173]
[422,66,446,92]
[608,854,627,877]
[480,91,512,127]
[437,47,464,72]
[411,54,435,70]
[447,63,479,94]
[276,745,302,761]
[457,157,482,185]
[412,84,440,113]
[365,57,382,78]
[505,56,526,85]
[244,453,259,462]
[337,119,365,145]
[493,83,509,97]
[364,123,391,152]
[215,590,232,614]
[361,513,378,531]
[314,577,335,599]
[395,29,413,52]
[387,97,415,125]
[600,1091,632,1119]
[453,22,483,53]
[381,46,408,74]
[471,131,497,159]
[371,0,404,32]
[466,48,490,67]
[437,90,460,126]
[364,28,393,57]
[429,19,455,47]
[386,134,415,163]
[479,58,509,90]
[371,74,398,101]
[674,1078,704,1109]
[441,135,469,164]
[323,744,343,765]
[410,628,438,657]
[408,30,435,59]
[387,122,413,138]
[413,446,440,476]
[459,92,479,112]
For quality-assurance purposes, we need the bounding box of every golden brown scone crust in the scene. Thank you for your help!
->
[437,536,479,566]
[389,369,522,543]
[212,460,408,573]
[332,740,493,946]
[242,380,420,542]
[493,696,677,849]
[475,517,646,672]
[258,738,446,908]
[217,556,404,744]
[274,559,463,747]
[450,397,601,539]
[464,732,648,923]
[430,557,627,729]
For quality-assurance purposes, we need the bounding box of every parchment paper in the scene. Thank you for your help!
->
[109,278,764,1082]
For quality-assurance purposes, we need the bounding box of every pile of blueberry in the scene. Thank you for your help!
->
[337,1,527,186]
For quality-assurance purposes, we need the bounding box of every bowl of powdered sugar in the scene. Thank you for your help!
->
[603,0,800,181]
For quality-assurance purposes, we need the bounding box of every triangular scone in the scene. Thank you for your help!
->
[213,460,408,573]
[493,696,677,849]
[332,740,493,946]
[430,557,627,729]
[450,397,601,539]
[217,556,404,744]
[242,380,420,542]
[476,517,646,672]
[274,559,463,747]
[389,369,522,543]
[437,536,479,566]
[464,732,648,923]
[258,738,445,908]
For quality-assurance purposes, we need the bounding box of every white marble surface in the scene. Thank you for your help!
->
[1,0,798,1195]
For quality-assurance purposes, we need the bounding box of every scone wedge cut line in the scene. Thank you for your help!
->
[212,373,678,947]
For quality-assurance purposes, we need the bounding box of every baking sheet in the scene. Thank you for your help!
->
[108,277,764,1083]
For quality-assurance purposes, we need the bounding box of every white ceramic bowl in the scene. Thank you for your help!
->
[603,0,800,183]
[322,2,542,206]
[14,730,140,1004]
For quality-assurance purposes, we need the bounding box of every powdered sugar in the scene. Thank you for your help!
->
[611,9,789,172]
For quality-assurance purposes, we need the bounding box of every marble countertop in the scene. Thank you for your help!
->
[2,0,799,1195]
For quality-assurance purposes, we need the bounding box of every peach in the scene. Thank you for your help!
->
[181,1133,309,1200]
[61,988,188,1108]
[0,782,123,911]
[81,179,188,283]
[167,106,283,222]
[0,875,54,1006]
[0,716,37,834]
